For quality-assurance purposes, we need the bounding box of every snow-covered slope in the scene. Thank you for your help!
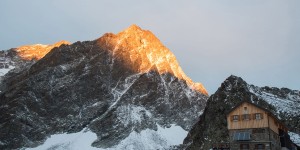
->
[289,132,300,147]
[0,65,14,77]
[249,85,300,115]
[26,124,187,150]
[0,51,15,78]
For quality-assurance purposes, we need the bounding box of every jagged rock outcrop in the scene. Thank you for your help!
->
[183,75,300,149]
[0,25,208,149]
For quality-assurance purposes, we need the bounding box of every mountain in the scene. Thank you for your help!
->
[0,25,208,150]
[183,75,300,149]
[0,41,70,79]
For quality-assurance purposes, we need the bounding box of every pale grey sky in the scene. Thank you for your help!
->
[1,0,299,94]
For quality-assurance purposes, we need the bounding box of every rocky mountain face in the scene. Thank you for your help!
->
[0,41,69,79]
[0,25,208,149]
[183,75,300,149]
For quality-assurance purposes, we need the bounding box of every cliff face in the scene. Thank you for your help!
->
[183,75,300,150]
[0,25,208,149]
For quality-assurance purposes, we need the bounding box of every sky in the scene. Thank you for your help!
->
[1,0,299,94]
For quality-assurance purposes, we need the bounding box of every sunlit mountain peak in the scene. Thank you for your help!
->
[16,40,70,60]
[97,25,208,95]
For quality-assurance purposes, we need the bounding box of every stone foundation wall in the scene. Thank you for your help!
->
[228,128,281,150]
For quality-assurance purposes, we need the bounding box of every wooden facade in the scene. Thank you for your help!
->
[227,101,287,134]
[226,101,296,150]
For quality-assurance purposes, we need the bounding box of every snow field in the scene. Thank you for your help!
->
[25,124,187,150]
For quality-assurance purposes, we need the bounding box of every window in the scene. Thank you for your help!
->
[243,107,248,114]
[255,144,265,149]
[255,113,262,120]
[242,114,251,120]
[240,144,250,150]
[232,115,239,121]
[233,132,251,141]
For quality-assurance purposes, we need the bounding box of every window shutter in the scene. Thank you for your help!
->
[238,115,240,121]
[248,114,251,120]
[231,115,234,121]
[261,113,264,119]
[253,114,256,120]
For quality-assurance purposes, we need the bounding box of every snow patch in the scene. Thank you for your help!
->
[256,91,299,114]
[24,124,187,150]
[289,132,300,147]
[250,86,300,114]
[108,124,187,150]
[25,128,98,150]
[116,105,152,127]
[0,65,15,76]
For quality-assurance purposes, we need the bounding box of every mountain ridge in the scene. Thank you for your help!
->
[0,25,208,150]
[15,40,70,60]
[1,24,207,95]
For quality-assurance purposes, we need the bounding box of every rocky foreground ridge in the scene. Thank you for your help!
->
[0,25,208,149]
[183,75,300,149]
